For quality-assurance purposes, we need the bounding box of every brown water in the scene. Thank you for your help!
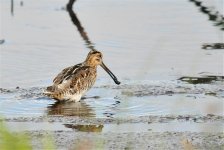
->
[0,0,223,128]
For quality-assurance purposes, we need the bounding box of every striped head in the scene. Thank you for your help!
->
[85,50,103,67]
[85,50,121,85]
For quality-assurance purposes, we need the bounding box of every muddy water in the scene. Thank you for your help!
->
[0,0,223,135]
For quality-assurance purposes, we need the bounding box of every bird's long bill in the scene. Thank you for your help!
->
[100,62,121,85]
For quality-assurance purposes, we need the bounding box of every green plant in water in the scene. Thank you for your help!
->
[0,119,56,150]
[42,132,55,150]
[0,120,32,150]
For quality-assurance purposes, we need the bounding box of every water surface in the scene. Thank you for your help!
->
[0,0,223,123]
[1,0,223,88]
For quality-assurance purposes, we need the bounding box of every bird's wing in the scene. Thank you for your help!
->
[53,63,82,85]
[46,64,94,95]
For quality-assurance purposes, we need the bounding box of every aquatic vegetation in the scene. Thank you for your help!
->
[41,132,55,150]
[0,120,32,150]
[0,118,55,150]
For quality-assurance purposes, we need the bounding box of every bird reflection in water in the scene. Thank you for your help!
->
[47,100,95,117]
[64,124,104,132]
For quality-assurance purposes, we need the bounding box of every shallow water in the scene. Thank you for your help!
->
[0,0,223,131]
[0,80,223,118]
[5,121,223,133]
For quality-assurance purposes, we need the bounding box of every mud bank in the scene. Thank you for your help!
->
[1,79,224,98]
[3,114,224,124]
[24,131,224,150]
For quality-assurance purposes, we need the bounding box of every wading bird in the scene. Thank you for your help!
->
[44,50,120,102]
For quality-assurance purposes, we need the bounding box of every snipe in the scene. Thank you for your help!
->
[44,50,120,102]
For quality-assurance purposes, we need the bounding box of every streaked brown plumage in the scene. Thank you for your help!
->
[44,50,120,102]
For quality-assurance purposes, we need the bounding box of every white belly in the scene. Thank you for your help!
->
[63,90,87,102]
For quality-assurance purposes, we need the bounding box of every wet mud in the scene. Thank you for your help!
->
[3,114,223,124]
[26,131,224,150]
[1,76,223,99]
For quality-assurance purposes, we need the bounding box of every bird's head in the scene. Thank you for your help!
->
[85,50,103,67]
[85,50,120,85]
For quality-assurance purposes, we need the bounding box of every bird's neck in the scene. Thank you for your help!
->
[84,60,97,68]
